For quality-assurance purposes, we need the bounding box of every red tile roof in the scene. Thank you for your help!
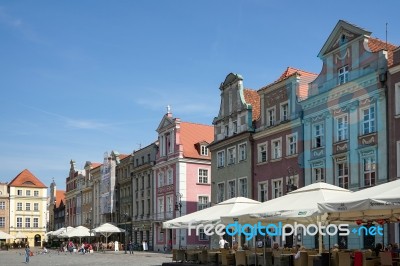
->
[180,122,214,159]
[55,190,65,208]
[119,154,130,160]
[243,89,261,121]
[8,169,47,188]
[259,67,317,100]
[91,163,102,169]
[367,37,397,67]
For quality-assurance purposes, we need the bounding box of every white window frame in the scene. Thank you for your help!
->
[16,217,22,228]
[17,190,22,196]
[238,178,247,197]
[167,169,173,185]
[166,195,173,214]
[280,101,289,122]
[17,202,22,211]
[225,125,229,137]
[336,114,348,142]
[158,197,164,218]
[395,82,400,116]
[362,154,376,187]
[26,190,31,196]
[33,217,39,228]
[227,146,236,165]
[257,142,267,163]
[25,217,30,228]
[259,182,268,202]
[200,145,209,156]
[217,182,225,203]
[272,178,283,199]
[267,107,276,126]
[313,166,325,182]
[238,142,247,161]
[313,123,324,148]
[336,159,349,189]
[338,65,349,85]
[198,196,209,211]
[199,228,209,241]
[158,172,164,188]
[198,169,209,184]
[286,133,298,156]
[228,180,236,199]
[0,201,5,210]
[361,105,375,135]
[25,203,30,211]
[217,150,225,168]
[0,217,5,228]
[232,121,238,134]
[271,137,282,160]
[34,190,39,197]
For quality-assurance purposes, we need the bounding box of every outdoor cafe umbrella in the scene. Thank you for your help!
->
[58,226,91,243]
[318,179,400,222]
[92,223,125,245]
[163,197,261,229]
[51,226,74,237]
[15,231,27,239]
[0,230,14,240]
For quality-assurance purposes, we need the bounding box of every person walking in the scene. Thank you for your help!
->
[25,245,30,264]
[128,241,134,254]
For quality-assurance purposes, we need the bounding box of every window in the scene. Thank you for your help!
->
[286,134,297,156]
[313,167,325,182]
[25,217,30,228]
[336,115,348,141]
[281,102,289,121]
[238,143,247,161]
[34,190,39,197]
[17,217,22,228]
[267,107,276,126]
[217,151,225,168]
[198,169,209,184]
[34,203,39,211]
[25,203,30,211]
[26,190,31,196]
[17,190,22,196]
[198,196,209,210]
[337,160,349,189]
[272,179,283,199]
[0,217,4,228]
[363,156,376,187]
[17,202,22,211]
[158,172,164,188]
[362,106,375,135]
[313,123,324,148]
[0,201,5,210]
[271,139,282,159]
[338,65,349,85]
[167,169,173,185]
[259,182,268,202]
[217,183,225,203]
[33,218,39,228]
[225,125,229,137]
[238,178,247,197]
[158,198,164,217]
[396,83,400,115]
[233,121,238,134]
[199,229,208,240]
[228,180,236,199]
[258,143,267,163]
[166,195,173,214]
[227,147,236,165]
[200,145,208,156]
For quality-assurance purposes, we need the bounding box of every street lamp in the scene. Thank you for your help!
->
[123,213,128,254]
[175,193,182,249]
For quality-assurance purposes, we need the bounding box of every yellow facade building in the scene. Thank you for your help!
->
[8,169,47,247]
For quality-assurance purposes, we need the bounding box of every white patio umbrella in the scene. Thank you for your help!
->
[15,231,27,239]
[163,197,261,229]
[0,230,14,240]
[52,226,74,237]
[221,182,352,225]
[318,179,400,222]
[58,226,92,243]
[93,223,125,245]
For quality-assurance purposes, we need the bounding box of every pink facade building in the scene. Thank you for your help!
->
[153,108,213,251]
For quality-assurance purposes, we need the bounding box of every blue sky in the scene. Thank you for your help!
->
[1,0,399,190]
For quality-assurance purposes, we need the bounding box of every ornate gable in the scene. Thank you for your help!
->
[156,114,175,133]
[318,20,371,58]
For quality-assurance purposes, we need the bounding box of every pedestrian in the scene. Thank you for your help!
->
[25,245,30,264]
[128,241,134,254]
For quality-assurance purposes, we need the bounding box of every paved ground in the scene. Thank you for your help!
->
[0,248,173,266]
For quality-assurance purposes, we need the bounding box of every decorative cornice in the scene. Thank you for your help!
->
[254,118,301,140]
[389,64,400,75]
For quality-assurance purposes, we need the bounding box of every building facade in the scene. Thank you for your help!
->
[301,20,396,249]
[0,182,10,234]
[131,142,157,249]
[8,169,47,247]
[153,108,213,251]
[209,73,260,205]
